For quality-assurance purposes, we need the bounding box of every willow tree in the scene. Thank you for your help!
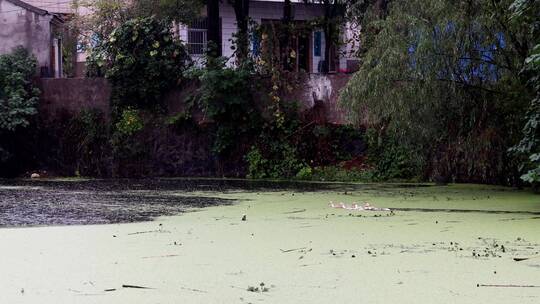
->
[341,0,535,183]
[509,0,540,183]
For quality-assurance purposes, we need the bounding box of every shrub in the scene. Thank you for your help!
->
[297,165,376,182]
[88,16,189,110]
[115,108,144,136]
[185,56,262,155]
[63,110,110,176]
[295,165,313,180]
[0,47,39,131]
[246,147,269,179]
[0,47,39,168]
[246,143,305,179]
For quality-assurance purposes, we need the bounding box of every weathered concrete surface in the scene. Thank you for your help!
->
[291,74,351,125]
[37,78,111,118]
[0,0,55,71]
[38,74,352,124]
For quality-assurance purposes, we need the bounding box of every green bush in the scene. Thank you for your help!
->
[246,147,269,179]
[63,110,110,176]
[115,108,144,136]
[88,16,189,110]
[0,47,39,166]
[185,56,262,155]
[296,165,376,182]
[295,165,313,180]
[364,128,422,180]
[0,47,39,131]
[246,143,305,179]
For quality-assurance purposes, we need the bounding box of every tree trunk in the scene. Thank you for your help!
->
[375,0,389,18]
[207,0,221,57]
[233,0,250,65]
[281,0,293,70]
[322,0,333,74]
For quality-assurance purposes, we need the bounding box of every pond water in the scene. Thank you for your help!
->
[0,178,441,226]
[0,179,539,303]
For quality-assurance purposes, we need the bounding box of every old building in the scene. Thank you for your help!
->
[179,0,360,73]
[0,0,64,77]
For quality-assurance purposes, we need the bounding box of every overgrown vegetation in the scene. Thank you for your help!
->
[87,16,189,111]
[184,56,261,155]
[509,0,540,184]
[341,0,536,184]
[0,47,39,171]
[57,110,110,177]
[0,47,39,132]
[13,0,536,185]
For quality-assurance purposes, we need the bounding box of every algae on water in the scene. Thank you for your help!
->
[0,180,539,303]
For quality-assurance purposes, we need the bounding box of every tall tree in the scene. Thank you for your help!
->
[281,0,294,70]
[207,0,222,57]
[341,0,535,183]
[231,0,251,65]
[509,0,540,183]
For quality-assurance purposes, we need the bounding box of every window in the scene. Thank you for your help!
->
[314,31,322,57]
[251,33,260,56]
[187,18,208,55]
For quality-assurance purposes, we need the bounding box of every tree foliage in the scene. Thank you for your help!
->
[88,16,189,110]
[0,47,39,132]
[509,0,540,183]
[74,0,203,52]
[184,56,262,155]
[341,0,535,183]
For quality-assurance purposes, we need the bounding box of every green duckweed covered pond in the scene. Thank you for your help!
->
[0,179,539,303]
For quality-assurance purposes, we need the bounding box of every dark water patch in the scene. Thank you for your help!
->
[499,217,540,222]
[0,178,439,195]
[0,181,235,227]
[1,178,357,194]
[391,184,434,188]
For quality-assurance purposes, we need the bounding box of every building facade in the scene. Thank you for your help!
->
[0,0,64,77]
[179,0,359,73]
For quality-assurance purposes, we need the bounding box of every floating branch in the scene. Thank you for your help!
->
[477,284,540,288]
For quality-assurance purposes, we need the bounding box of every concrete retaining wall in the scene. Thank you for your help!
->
[37,78,111,119]
[37,74,350,124]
